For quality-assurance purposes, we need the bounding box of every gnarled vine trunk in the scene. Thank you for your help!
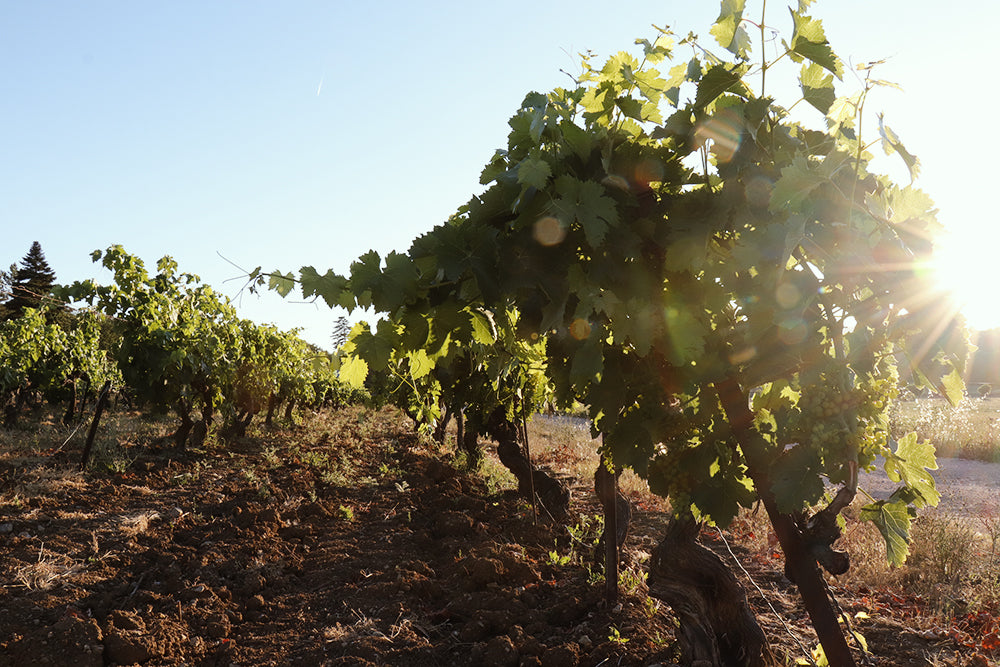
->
[647,515,774,667]
[488,409,569,518]
[716,377,856,667]
[173,399,195,448]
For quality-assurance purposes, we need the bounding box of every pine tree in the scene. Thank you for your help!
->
[331,316,351,351]
[5,242,57,319]
[0,264,13,320]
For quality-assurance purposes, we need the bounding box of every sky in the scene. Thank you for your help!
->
[2,1,997,348]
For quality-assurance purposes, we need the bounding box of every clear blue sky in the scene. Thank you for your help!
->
[2,2,994,347]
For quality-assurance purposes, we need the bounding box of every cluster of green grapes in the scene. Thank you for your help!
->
[789,360,897,472]
[648,443,697,516]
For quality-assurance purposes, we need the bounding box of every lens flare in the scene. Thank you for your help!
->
[695,109,742,163]
[533,216,566,246]
[570,318,592,340]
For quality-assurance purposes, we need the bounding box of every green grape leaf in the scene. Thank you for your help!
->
[407,349,433,380]
[580,84,613,119]
[938,366,966,406]
[517,155,552,190]
[615,96,644,122]
[859,499,913,566]
[789,10,843,78]
[663,304,706,367]
[664,62,690,106]
[631,68,668,103]
[695,64,743,109]
[380,252,420,311]
[479,149,509,186]
[338,355,369,389]
[299,266,351,310]
[691,473,755,528]
[560,120,595,160]
[469,309,496,345]
[635,33,674,64]
[768,444,825,513]
[710,0,751,58]
[883,432,940,507]
[878,113,920,182]
[569,336,604,387]
[799,62,835,114]
[268,272,295,298]
[769,155,825,212]
[552,175,619,248]
[349,251,382,310]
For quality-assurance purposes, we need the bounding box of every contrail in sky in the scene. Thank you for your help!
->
[316,74,324,97]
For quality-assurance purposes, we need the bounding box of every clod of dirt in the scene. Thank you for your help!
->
[464,556,506,588]
[107,609,144,632]
[104,611,158,665]
[298,501,330,519]
[424,458,457,483]
[201,611,231,638]
[433,510,474,537]
[27,614,105,667]
[540,642,581,667]
[479,634,520,667]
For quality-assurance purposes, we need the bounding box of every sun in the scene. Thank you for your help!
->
[931,228,1000,332]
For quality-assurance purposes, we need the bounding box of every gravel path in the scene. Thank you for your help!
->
[859,456,1000,520]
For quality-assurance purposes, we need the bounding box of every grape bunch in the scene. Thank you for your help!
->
[648,443,697,517]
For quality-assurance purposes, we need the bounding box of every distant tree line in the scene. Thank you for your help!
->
[967,329,1000,391]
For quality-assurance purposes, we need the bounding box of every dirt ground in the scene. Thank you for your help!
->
[0,406,993,666]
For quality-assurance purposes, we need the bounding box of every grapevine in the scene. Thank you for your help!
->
[260,2,969,663]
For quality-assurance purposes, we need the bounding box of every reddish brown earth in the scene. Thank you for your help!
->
[0,406,993,666]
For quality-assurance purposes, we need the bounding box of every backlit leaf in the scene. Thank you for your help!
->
[769,155,826,211]
[878,114,920,182]
[883,432,940,507]
[338,355,369,388]
[469,309,496,345]
[268,272,295,298]
[407,349,433,380]
[799,62,835,114]
[789,10,843,78]
[859,499,913,566]
[710,0,751,58]
[695,64,744,109]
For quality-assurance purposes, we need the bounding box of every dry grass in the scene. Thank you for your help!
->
[13,545,84,591]
[891,397,1000,462]
[527,414,670,511]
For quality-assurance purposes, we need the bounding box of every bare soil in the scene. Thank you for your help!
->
[0,406,993,666]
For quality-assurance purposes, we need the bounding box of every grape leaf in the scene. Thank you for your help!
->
[569,336,604,387]
[883,432,940,508]
[769,444,825,513]
[552,175,619,248]
[469,309,496,345]
[299,266,352,310]
[560,120,595,160]
[859,499,913,566]
[769,155,825,212]
[695,64,743,109]
[789,10,843,78]
[710,0,751,58]
[268,272,295,298]
[517,155,552,190]
[407,349,433,380]
[338,355,369,389]
[878,113,920,182]
[799,62,835,114]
